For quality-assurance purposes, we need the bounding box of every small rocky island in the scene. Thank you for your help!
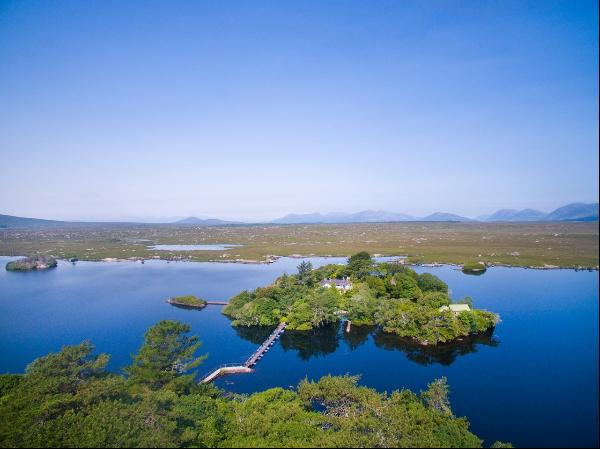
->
[167,295,207,309]
[5,255,58,272]
[223,252,499,345]
[462,261,487,274]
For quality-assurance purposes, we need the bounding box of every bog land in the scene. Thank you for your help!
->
[0,221,597,269]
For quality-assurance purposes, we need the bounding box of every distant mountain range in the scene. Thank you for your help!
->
[271,203,598,224]
[484,208,547,222]
[271,210,475,224]
[1,202,597,228]
[271,210,416,224]
[174,216,242,226]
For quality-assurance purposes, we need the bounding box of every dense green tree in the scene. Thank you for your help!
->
[380,262,419,279]
[287,301,315,330]
[225,387,324,447]
[126,320,206,392]
[0,342,113,447]
[0,322,507,448]
[345,251,374,279]
[419,291,451,308]
[421,377,452,415]
[0,374,22,398]
[298,375,483,448]
[297,260,314,287]
[388,274,423,301]
[312,263,344,282]
[345,284,378,325]
[364,275,387,297]
[375,300,461,344]
[304,287,340,329]
[417,273,449,293]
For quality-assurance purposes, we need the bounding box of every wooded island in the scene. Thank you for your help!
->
[223,252,499,345]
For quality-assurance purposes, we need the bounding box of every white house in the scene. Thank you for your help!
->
[439,304,471,314]
[319,278,353,292]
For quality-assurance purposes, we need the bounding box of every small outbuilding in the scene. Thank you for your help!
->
[439,304,471,314]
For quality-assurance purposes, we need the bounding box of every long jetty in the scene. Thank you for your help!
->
[200,322,287,383]
[167,299,229,309]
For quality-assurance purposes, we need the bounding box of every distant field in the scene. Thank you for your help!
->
[0,222,598,268]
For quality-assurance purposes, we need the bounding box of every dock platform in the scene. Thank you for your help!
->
[200,322,287,383]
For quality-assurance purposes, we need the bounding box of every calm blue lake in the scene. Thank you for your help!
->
[0,256,597,448]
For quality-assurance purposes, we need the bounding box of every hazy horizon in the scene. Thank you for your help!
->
[1,200,599,223]
[1,0,598,222]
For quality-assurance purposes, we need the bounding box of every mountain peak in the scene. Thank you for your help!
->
[422,212,473,222]
[174,217,239,225]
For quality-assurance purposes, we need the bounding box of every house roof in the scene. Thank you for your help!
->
[320,278,352,287]
[439,304,471,313]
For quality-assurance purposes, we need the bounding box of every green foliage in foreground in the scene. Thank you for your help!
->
[125,321,207,392]
[0,320,509,448]
[223,253,499,344]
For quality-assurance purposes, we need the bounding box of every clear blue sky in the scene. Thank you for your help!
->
[1,0,598,221]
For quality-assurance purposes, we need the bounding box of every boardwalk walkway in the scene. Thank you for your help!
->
[245,322,287,367]
[166,299,229,309]
[200,322,287,383]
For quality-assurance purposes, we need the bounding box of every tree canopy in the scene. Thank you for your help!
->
[345,251,373,279]
[125,320,207,392]
[0,320,510,448]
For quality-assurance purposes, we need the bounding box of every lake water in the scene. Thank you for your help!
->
[148,244,242,251]
[0,256,597,447]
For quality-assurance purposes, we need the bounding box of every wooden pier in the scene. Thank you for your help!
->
[200,322,287,383]
[167,299,229,309]
[201,364,253,383]
[245,322,288,367]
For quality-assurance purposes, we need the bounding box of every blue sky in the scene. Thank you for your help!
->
[1,0,598,221]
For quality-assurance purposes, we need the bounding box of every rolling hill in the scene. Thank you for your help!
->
[0,214,65,228]
[542,203,598,221]
[173,216,241,225]
[421,212,473,222]
[485,208,546,222]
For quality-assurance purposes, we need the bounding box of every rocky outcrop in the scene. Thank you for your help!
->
[6,255,58,271]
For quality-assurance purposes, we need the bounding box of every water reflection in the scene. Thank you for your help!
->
[280,325,340,360]
[233,325,273,345]
[234,322,499,366]
[234,324,341,360]
[342,324,375,350]
[372,328,499,366]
